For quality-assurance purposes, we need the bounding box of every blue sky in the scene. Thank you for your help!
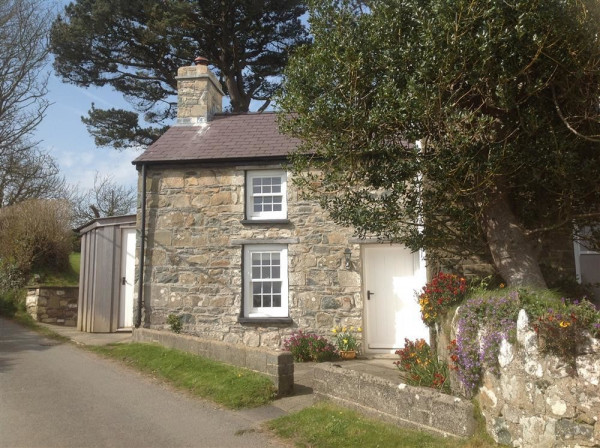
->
[34,71,146,191]
[34,0,272,192]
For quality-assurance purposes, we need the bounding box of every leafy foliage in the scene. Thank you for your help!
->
[279,0,600,287]
[50,0,309,148]
[0,199,73,276]
[394,338,450,393]
[418,272,468,327]
[166,314,183,334]
[532,299,600,367]
[283,330,337,362]
[331,325,361,351]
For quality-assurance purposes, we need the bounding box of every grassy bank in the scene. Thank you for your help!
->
[89,343,276,409]
[267,402,497,448]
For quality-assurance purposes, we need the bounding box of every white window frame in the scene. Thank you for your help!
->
[246,170,287,220]
[243,244,288,318]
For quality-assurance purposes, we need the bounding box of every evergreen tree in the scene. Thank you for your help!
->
[279,0,600,287]
[51,0,309,149]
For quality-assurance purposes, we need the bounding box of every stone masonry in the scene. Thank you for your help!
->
[26,286,78,326]
[479,310,600,447]
[138,165,363,348]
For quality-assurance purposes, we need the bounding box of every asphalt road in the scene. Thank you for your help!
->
[0,318,286,448]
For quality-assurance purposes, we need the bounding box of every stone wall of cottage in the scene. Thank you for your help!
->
[478,311,600,448]
[138,165,362,348]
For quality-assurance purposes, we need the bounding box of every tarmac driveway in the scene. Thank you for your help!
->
[0,318,285,448]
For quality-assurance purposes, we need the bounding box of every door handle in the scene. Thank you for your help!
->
[122,276,127,285]
[367,290,375,300]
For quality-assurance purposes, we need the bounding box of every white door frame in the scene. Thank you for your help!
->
[362,244,429,354]
[118,227,136,329]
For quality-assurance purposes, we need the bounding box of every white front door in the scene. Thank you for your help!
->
[363,244,429,353]
[119,229,136,329]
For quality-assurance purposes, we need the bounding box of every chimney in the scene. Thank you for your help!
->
[176,57,224,125]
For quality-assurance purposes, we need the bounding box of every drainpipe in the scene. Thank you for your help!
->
[136,163,147,328]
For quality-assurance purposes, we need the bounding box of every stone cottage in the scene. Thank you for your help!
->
[132,60,431,351]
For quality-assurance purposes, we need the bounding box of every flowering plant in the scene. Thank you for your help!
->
[394,338,450,393]
[450,292,520,395]
[417,272,468,327]
[283,330,337,362]
[533,298,600,366]
[331,326,361,352]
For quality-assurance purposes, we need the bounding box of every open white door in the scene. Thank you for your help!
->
[119,228,136,329]
[363,244,429,353]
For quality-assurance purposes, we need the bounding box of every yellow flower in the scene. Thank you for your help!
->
[357,327,362,332]
[342,327,347,332]
[343,339,348,345]
[499,283,505,288]
[331,328,337,334]
[559,321,571,328]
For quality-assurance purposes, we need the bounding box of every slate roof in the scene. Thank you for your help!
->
[133,112,300,165]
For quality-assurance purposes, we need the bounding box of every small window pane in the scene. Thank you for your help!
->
[272,266,280,278]
[273,295,281,307]
[273,283,281,294]
[263,296,272,307]
[253,294,261,307]
[252,253,260,265]
[252,267,261,278]
[253,283,261,294]
[271,253,280,264]
[262,267,270,278]
[263,283,272,294]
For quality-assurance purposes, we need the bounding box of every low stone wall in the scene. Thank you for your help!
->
[26,286,78,326]
[479,310,600,447]
[312,363,475,439]
[132,328,294,396]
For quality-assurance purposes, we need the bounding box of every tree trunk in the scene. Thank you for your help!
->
[481,190,547,288]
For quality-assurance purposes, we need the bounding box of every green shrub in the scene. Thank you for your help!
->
[0,199,72,276]
[167,314,183,333]
[394,338,450,393]
[533,298,600,368]
[0,288,25,317]
[283,330,337,362]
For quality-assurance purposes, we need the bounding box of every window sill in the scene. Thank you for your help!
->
[238,317,293,325]
[240,219,291,225]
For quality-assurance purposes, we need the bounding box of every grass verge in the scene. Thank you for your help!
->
[266,402,498,448]
[89,343,276,409]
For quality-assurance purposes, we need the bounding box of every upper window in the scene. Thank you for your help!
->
[246,170,287,220]
[243,244,288,318]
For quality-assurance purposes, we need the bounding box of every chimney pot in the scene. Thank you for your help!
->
[194,56,209,66]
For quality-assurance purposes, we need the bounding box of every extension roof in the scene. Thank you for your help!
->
[133,112,300,165]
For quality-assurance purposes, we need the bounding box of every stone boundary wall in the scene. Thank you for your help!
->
[312,363,475,439]
[478,310,600,447]
[26,287,78,326]
[132,328,294,396]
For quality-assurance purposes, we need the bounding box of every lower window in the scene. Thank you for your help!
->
[243,244,288,318]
